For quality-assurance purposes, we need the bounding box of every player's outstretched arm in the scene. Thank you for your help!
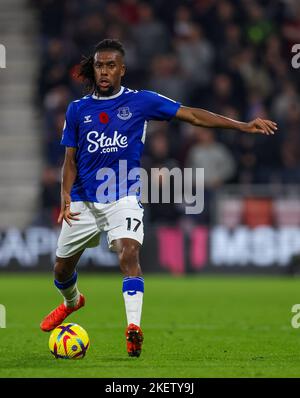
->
[175,106,277,135]
[58,147,80,226]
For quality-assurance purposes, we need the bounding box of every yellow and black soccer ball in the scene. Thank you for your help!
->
[49,323,90,359]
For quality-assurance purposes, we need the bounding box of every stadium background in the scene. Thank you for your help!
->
[1,0,300,380]
[1,0,300,274]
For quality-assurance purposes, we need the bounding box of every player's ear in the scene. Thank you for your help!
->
[121,64,126,77]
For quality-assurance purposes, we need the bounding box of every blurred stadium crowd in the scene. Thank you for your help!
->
[31,0,300,227]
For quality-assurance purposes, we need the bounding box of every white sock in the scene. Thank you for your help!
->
[54,272,80,308]
[61,284,80,308]
[122,277,144,326]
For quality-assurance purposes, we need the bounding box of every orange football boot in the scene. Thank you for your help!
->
[40,294,85,332]
[125,323,144,357]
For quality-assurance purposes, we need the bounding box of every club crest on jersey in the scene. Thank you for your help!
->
[117,107,132,121]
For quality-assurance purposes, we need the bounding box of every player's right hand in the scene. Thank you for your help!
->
[57,197,81,226]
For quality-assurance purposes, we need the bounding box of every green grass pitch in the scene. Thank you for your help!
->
[0,273,300,378]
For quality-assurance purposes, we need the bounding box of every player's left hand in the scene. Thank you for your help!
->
[243,118,277,135]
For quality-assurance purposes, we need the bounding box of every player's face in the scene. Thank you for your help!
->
[93,51,125,96]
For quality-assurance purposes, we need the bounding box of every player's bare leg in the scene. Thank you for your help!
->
[112,238,144,357]
[114,237,142,277]
[40,250,85,332]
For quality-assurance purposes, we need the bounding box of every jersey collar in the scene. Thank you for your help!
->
[92,86,124,100]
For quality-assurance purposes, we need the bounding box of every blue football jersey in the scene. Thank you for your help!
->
[61,86,181,203]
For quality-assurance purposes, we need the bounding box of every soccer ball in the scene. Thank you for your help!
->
[49,323,90,359]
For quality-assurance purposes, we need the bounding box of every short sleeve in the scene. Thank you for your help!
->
[140,90,181,121]
[60,102,78,147]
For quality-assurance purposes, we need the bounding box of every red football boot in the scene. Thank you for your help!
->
[125,323,144,357]
[40,294,85,332]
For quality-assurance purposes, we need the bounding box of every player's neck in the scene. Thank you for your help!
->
[93,86,124,99]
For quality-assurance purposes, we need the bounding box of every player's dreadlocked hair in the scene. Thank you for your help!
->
[78,39,125,95]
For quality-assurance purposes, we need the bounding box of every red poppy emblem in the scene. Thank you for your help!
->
[99,112,109,124]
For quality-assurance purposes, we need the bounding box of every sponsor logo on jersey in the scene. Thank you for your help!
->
[87,130,128,153]
[117,107,132,121]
